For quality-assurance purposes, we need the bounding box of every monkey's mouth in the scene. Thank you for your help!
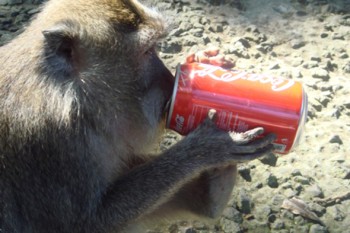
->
[163,99,171,115]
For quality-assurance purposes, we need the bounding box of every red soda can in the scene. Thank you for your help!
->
[166,63,308,154]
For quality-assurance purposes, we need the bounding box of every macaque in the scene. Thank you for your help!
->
[0,0,275,232]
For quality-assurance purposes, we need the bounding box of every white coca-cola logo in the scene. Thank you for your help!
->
[191,64,295,92]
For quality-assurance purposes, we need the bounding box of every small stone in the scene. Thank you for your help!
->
[303,61,319,69]
[294,176,311,185]
[332,33,345,40]
[327,206,346,221]
[267,173,279,188]
[237,190,252,214]
[329,135,343,144]
[343,62,350,73]
[339,53,349,59]
[291,39,305,49]
[254,182,263,189]
[269,63,280,70]
[222,207,243,223]
[267,214,276,223]
[311,55,322,62]
[330,165,350,179]
[309,224,328,233]
[259,152,277,166]
[284,188,297,198]
[309,203,326,217]
[256,205,272,218]
[320,33,328,38]
[311,68,330,81]
[305,185,324,198]
[291,169,302,177]
[219,218,242,233]
[271,219,285,230]
[238,166,251,182]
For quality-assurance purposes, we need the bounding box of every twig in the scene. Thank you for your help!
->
[314,191,350,207]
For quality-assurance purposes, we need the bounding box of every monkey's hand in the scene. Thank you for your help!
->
[185,46,235,69]
[180,109,276,166]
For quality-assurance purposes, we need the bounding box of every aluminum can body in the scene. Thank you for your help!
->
[166,63,308,154]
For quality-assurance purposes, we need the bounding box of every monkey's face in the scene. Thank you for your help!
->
[39,0,174,150]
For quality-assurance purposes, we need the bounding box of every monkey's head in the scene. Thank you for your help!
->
[27,0,174,153]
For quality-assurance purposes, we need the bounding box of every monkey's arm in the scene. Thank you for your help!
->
[94,119,275,232]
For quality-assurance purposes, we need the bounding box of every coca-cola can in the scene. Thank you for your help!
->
[166,63,308,154]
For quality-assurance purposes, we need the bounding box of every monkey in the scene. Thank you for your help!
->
[0,0,276,232]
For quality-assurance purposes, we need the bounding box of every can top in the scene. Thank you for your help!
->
[290,88,308,152]
[166,64,181,129]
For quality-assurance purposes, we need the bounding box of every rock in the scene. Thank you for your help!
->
[339,52,349,59]
[309,203,326,217]
[311,68,330,81]
[269,63,280,70]
[237,189,252,214]
[309,224,328,233]
[304,185,324,198]
[222,207,243,223]
[330,165,350,179]
[320,32,328,38]
[293,176,311,185]
[256,205,272,219]
[259,152,278,166]
[219,218,242,233]
[271,219,285,230]
[291,39,306,49]
[332,32,345,40]
[311,55,322,62]
[266,173,279,188]
[329,135,343,144]
[343,62,350,73]
[291,169,302,177]
[327,205,346,221]
[303,61,319,69]
[256,42,273,53]
[238,166,251,181]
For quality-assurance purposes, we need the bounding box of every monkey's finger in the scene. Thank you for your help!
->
[236,133,276,154]
[229,127,264,145]
[207,109,218,122]
[229,144,274,163]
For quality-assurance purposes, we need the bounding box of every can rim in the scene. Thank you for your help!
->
[290,87,308,152]
[166,64,181,128]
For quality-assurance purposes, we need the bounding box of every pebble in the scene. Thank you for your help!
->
[237,190,252,214]
[238,166,251,182]
[328,205,346,221]
[304,185,324,198]
[329,135,343,144]
[266,173,279,188]
[309,224,328,233]
[291,39,306,49]
[343,62,350,73]
[222,207,243,223]
[259,152,277,166]
[294,176,311,185]
[270,219,285,230]
[311,68,330,81]
[219,218,242,233]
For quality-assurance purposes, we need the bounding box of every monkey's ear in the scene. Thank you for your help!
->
[42,22,79,63]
